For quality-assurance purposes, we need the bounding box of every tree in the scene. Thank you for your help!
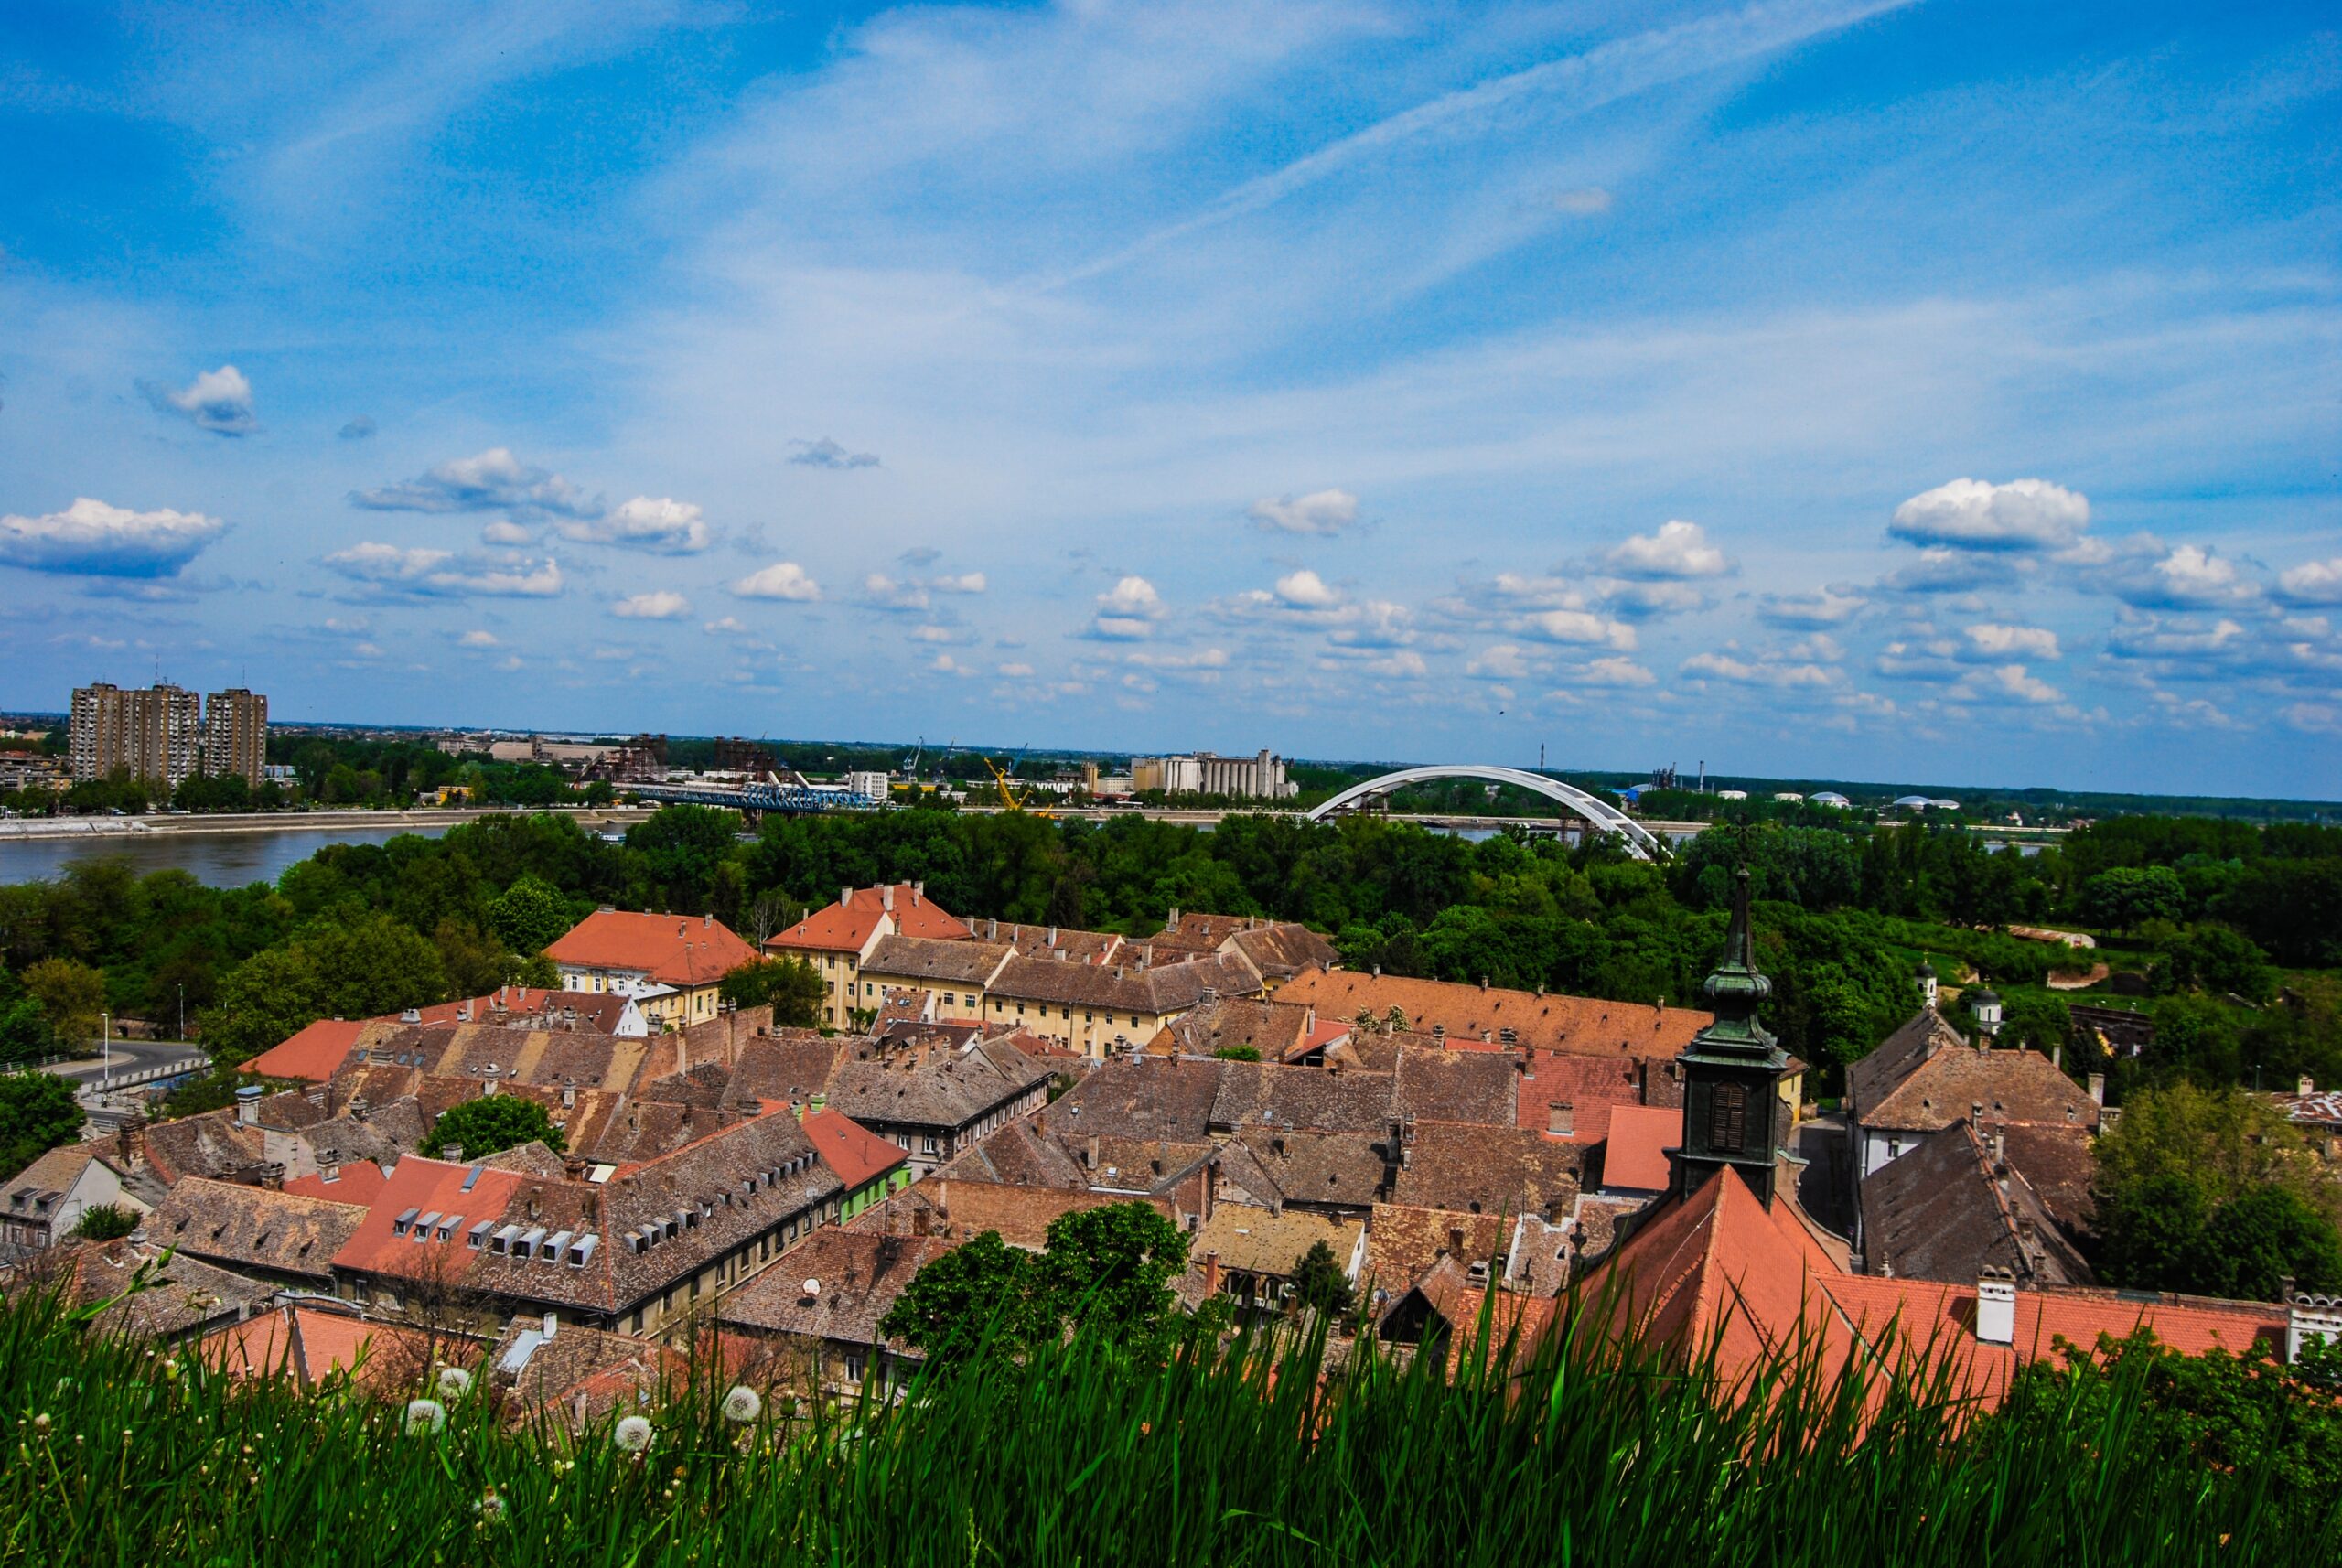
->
[422,1095,564,1160]
[488,875,574,955]
[717,957,826,1027]
[0,969,56,1065]
[70,1203,138,1241]
[877,1230,1037,1369]
[1288,1239,1354,1319]
[2081,866,2186,934]
[1035,1201,1191,1337]
[2154,925,2277,1004]
[201,914,448,1064]
[0,1071,83,1178]
[2197,1186,2342,1300]
[22,958,105,1047]
[1212,1044,1262,1061]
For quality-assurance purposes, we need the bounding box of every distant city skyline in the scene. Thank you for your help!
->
[2,2,2337,795]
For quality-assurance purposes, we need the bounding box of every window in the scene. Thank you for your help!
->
[921,1135,939,1155]
[1547,1103,1574,1137]
[1709,1082,1747,1154]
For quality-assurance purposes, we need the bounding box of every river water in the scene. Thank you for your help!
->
[0,824,453,887]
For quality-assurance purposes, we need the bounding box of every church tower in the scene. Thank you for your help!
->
[1670,865,1794,1207]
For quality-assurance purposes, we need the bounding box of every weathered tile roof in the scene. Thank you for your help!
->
[717,1228,954,1351]
[1844,1009,1969,1122]
[863,935,1016,988]
[934,1120,1088,1189]
[138,1112,267,1186]
[1361,1205,1507,1299]
[1860,1121,2093,1287]
[1209,1060,1399,1134]
[1856,1037,2100,1135]
[826,1037,1053,1132]
[1147,997,1316,1059]
[989,950,1262,1013]
[1221,1127,1389,1211]
[199,1304,437,1390]
[148,1177,370,1283]
[1388,1121,1582,1219]
[1392,1047,1520,1125]
[1193,1207,1361,1280]
[1276,969,1709,1058]
[854,1178,1177,1249]
[1513,1050,1656,1144]
[16,1238,271,1342]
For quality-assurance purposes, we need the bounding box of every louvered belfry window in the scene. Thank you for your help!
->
[1709,1082,1747,1154]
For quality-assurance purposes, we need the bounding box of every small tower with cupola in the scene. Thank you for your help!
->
[1669,865,1795,1208]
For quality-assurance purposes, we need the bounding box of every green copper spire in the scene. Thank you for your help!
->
[1695,865,1778,1057]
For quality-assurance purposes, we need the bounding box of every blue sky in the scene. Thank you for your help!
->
[2,1,2337,796]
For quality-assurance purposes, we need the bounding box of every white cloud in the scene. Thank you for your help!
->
[2104,614,2249,660]
[1466,644,1533,680]
[1249,489,1359,535]
[1360,650,1428,678]
[142,364,258,435]
[2277,557,2342,607]
[1126,647,1228,671]
[612,590,692,619]
[1888,478,2088,552]
[479,520,534,545]
[1523,608,1636,650]
[1563,656,1656,687]
[1273,569,1341,608]
[1327,600,1414,649]
[932,572,987,595]
[563,497,714,554]
[1880,547,2015,594]
[1756,586,1867,627]
[0,497,229,577]
[352,447,599,519]
[998,661,1036,678]
[1084,575,1165,640]
[1963,622,2061,660]
[2102,542,2260,609]
[323,542,565,598]
[789,437,880,469]
[2283,702,2340,736]
[1595,579,1706,618]
[1951,662,2063,704]
[864,573,929,610]
[2151,691,2244,730]
[1605,519,1729,579]
[703,616,747,634]
[457,629,499,648]
[1681,651,1838,688]
[731,562,822,601]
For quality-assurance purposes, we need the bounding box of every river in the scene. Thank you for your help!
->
[0,824,456,887]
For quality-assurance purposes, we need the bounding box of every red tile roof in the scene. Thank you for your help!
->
[1586,1168,2286,1410]
[766,884,969,955]
[284,1161,392,1205]
[199,1305,437,1390]
[543,911,757,987]
[1601,1104,1680,1191]
[243,1018,368,1083]
[1513,1049,1652,1144]
[800,1108,909,1190]
[1277,969,1710,1058]
[330,1156,532,1278]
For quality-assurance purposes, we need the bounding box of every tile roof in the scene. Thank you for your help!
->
[138,1111,267,1185]
[1585,1168,2285,1410]
[1995,1122,2098,1239]
[1275,969,1709,1058]
[542,910,758,987]
[1147,997,1317,1060]
[1221,1127,1390,1211]
[1856,1037,2101,1135]
[1225,923,1341,980]
[242,1018,369,1083]
[1210,1060,1399,1134]
[1361,1204,1508,1299]
[856,1178,1177,1250]
[488,1319,683,1430]
[24,1238,272,1341]
[1844,1008,1968,1121]
[802,1109,909,1190]
[283,1161,392,1205]
[717,1228,955,1351]
[766,883,970,955]
[148,1177,371,1283]
[1193,1207,1362,1280]
[826,1038,1053,1132]
[1045,1055,1228,1143]
[935,1120,1089,1188]
[1388,1121,1582,1219]
[1393,1047,1520,1125]
[989,949,1263,1013]
[1601,1103,1681,1191]
[1513,1050,1656,1144]
[1859,1121,2093,1286]
[199,1305,437,1390]
[863,934,1017,987]
[725,1034,849,1104]
[984,923,1125,965]
[4,1144,118,1208]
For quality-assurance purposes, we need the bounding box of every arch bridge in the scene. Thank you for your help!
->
[1305,764,1662,861]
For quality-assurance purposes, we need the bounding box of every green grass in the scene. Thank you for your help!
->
[0,1276,2332,1567]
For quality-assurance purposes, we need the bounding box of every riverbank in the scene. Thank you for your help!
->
[0,804,654,842]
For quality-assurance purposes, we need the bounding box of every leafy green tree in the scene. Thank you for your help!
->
[422,1095,564,1161]
[716,957,826,1027]
[627,805,743,911]
[201,914,447,1064]
[2154,925,2278,1004]
[0,969,56,1065]
[1035,1201,1191,1337]
[23,958,106,1046]
[2197,1185,2342,1300]
[0,1071,84,1178]
[877,1230,1037,1369]
[1212,1044,1262,1061]
[2082,866,2187,933]
[488,875,574,955]
[1288,1239,1354,1319]
[70,1203,138,1241]
[431,917,515,1000]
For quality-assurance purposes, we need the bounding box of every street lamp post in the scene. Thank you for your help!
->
[177,984,185,1044]
[101,1012,110,1076]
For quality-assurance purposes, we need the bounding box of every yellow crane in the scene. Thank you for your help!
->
[982,749,1056,819]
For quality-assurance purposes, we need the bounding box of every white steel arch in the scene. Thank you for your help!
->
[1305,764,1663,860]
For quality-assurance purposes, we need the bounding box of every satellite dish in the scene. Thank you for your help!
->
[801,1278,821,1297]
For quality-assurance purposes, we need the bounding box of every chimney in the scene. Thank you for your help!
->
[883,886,895,912]
[842,886,853,911]
[1085,1135,1100,1170]
[234,1085,263,1125]
[913,881,924,903]
[2087,1073,2106,1106]
[1166,907,1181,931]
[1975,1269,2016,1345]
[1990,1126,2005,1167]
[2301,1076,2315,1099]
[1479,976,1488,992]
[441,1144,464,1162]
[1047,926,1058,948]
[1201,1249,1220,1297]
[988,918,999,941]
[259,1164,284,1192]
[543,1311,559,1341]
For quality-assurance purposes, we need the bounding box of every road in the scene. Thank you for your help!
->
[1792,1111,1855,1240]
[42,1039,210,1090]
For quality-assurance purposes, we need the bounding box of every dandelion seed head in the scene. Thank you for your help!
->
[614,1415,652,1453]
[722,1385,762,1424]
[435,1366,473,1401]
[403,1399,447,1436]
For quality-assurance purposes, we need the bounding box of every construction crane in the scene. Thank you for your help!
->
[902,736,924,775]
[982,746,1055,818]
